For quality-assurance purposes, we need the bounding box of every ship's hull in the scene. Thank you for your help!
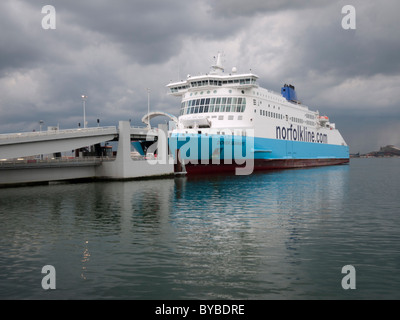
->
[169,133,350,175]
[182,158,349,174]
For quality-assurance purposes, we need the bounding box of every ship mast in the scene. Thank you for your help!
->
[211,53,224,74]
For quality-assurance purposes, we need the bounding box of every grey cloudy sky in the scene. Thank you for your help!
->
[1,0,399,153]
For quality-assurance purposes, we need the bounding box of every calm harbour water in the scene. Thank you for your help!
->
[0,158,399,300]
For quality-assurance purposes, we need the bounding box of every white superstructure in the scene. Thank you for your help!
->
[167,53,347,147]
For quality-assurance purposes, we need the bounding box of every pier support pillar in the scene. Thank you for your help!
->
[114,121,133,178]
[95,121,174,179]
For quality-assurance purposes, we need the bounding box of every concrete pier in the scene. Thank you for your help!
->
[0,121,175,187]
[96,121,174,180]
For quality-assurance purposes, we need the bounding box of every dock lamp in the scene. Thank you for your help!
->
[81,95,88,128]
[39,120,44,132]
[147,88,151,129]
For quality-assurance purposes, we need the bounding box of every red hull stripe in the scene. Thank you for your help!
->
[182,158,350,174]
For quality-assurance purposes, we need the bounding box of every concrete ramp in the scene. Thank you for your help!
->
[0,127,117,159]
[0,122,175,187]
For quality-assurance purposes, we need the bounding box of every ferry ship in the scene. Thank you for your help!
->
[166,54,349,174]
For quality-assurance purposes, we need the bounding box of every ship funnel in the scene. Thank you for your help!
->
[281,84,299,103]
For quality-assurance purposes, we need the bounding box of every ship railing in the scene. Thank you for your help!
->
[0,154,167,163]
[129,125,149,129]
[0,126,118,141]
[0,156,118,167]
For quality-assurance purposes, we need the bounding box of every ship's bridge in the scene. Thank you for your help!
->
[167,53,258,96]
[167,73,258,96]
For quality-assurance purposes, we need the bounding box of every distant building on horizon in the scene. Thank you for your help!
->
[363,145,400,157]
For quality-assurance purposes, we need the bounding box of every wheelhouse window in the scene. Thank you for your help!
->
[180,97,247,115]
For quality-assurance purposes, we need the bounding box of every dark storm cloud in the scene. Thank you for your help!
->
[57,0,191,64]
[0,0,252,132]
[49,0,248,65]
[0,1,53,74]
[297,2,400,79]
[0,0,246,73]
[207,0,331,17]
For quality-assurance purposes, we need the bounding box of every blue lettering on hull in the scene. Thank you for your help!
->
[276,125,328,144]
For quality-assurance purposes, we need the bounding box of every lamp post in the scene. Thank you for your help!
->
[39,120,44,132]
[81,95,88,128]
[147,88,151,129]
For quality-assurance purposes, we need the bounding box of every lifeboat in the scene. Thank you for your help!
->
[319,116,329,124]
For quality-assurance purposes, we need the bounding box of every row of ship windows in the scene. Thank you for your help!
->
[291,116,304,124]
[210,115,243,121]
[257,109,316,126]
[188,89,246,97]
[180,105,246,115]
[252,98,317,123]
[258,109,284,120]
[179,97,247,115]
[171,78,257,92]
[182,97,246,107]
[190,78,256,88]
[170,85,189,93]
[291,117,315,125]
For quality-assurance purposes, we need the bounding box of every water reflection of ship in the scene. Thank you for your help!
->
[279,165,350,266]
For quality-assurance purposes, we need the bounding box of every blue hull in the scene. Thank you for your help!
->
[169,133,349,174]
[169,133,349,161]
